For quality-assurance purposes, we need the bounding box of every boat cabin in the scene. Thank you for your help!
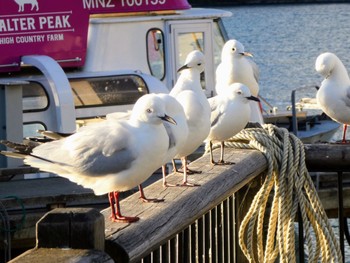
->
[0,0,231,168]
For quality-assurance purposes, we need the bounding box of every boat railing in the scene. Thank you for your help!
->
[290,85,320,136]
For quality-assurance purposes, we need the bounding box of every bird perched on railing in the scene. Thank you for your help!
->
[315,52,350,143]
[206,83,260,165]
[215,39,263,124]
[0,94,177,223]
[107,93,189,188]
[169,50,211,186]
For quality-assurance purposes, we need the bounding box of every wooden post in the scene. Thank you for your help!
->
[8,208,113,263]
[36,207,105,250]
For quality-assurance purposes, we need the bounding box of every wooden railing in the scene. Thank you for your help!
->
[3,143,350,262]
[102,143,350,263]
[102,148,266,262]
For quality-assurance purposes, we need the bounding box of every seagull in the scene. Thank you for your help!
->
[107,93,189,187]
[155,94,189,187]
[169,50,211,186]
[0,94,176,223]
[206,83,260,165]
[215,39,263,124]
[315,52,350,143]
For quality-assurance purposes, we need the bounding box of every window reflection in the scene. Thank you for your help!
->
[146,29,165,80]
[213,21,227,71]
[23,82,48,112]
[70,75,148,108]
[177,32,206,89]
[23,122,46,138]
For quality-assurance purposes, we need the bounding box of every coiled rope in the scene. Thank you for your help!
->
[207,124,342,263]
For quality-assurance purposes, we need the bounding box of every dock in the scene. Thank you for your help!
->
[1,142,350,262]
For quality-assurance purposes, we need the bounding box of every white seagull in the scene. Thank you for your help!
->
[215,39,263,124]
[1,94,176,223]
[107,94,189,188]
[315,52,350,143]
[206,83,260,164]
[169,50,211,186]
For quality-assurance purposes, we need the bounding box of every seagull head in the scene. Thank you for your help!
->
[177,50,205,74]
[226,83,260,103]
[315,52,337,79]
[221,39,254,62]
[132,94,176,125]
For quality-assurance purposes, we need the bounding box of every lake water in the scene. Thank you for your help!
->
[221,3,350,112]
[221,4,350,261]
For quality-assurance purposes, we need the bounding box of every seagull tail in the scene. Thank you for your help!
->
[0,150,28,159]
[37,129,71,140]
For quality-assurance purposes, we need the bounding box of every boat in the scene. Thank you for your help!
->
[0,0,231,155]
[0,2,234,257]
[261,86,341,143]
[0,0,338,160]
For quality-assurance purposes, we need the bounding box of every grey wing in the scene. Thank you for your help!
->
[36,122,137,176]
[77,124,137,175]
[80,146,136,176]
[209,97,222,128]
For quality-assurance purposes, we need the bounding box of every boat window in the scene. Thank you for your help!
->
[146,29,165,80]
[177,32,206,88]
[23,82,49,112]
[70,75,148,108]
[177,32,205,65]
[213,20,227,71]
[23,122,46,138]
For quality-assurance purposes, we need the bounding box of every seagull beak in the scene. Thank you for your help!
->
[160,114,177,125]
[247,95,260,102]
[177,64,190,73]
[241,52,253,57]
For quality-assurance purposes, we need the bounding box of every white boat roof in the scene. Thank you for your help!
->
[89,8,232,24]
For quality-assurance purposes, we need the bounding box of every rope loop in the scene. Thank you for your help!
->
[207,124,342,262]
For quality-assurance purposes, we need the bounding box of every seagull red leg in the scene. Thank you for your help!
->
[138,185,164,202]
[342,124,348,143]
[217,141,234,165]
[162,165,177,187]
[172,159,179,173]
[209,141,216,165]
[178,157,200,187]
[108,191,139,223]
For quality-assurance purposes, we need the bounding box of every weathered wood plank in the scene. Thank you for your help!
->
[8,248,113,263]
[102,148,267,262]
[304,143,350,172]
[36,208,105,250]
[9,208,111,263]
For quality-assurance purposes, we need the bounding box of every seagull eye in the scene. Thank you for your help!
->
[232,48,236,51]
[197,63,202,66]
[237,91,242,95]
[146,109,152,113]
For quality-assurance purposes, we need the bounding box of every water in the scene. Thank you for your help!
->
[221,3,350,111]
[221,4,350,261]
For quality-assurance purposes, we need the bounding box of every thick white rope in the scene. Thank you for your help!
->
[206,124,342,263]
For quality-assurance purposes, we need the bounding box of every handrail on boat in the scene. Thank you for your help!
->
[291,85,320,136]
